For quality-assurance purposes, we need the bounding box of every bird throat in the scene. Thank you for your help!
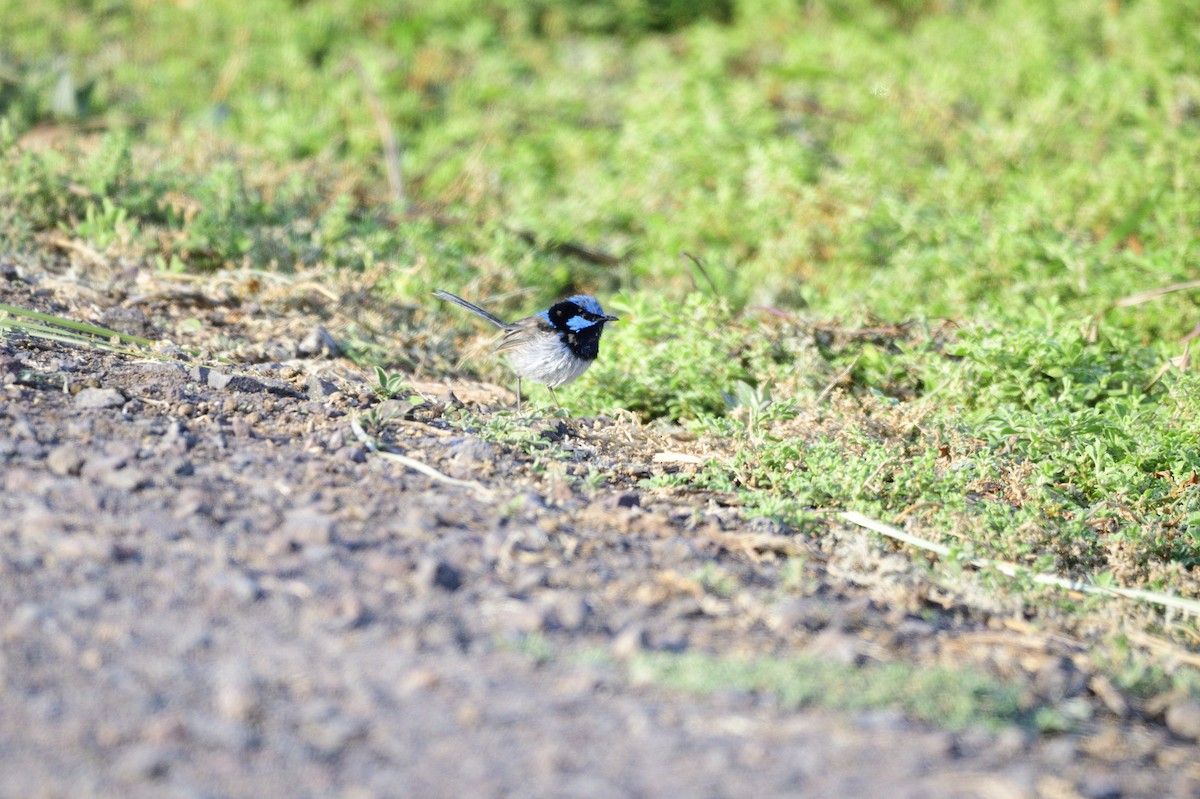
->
[564,328,602,360]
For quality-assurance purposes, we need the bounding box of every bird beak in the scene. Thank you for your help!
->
[603,314,619,322]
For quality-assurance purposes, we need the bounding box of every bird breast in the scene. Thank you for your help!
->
[503,333,595,388]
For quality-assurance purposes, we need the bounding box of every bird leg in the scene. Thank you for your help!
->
[549,386,561,410]
[516,377,523,413]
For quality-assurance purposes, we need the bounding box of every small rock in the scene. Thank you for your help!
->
[611,624,647,659]
[1078,773,1123,799]
[555,667,605,699]
[299,702,365,755]
[75,387,126,409]
[187,716,258,752]
[992,726,1030,757]
[335,445,367,463]
[298,326,340,358]
[417,558,463,592]
[161,421,197,452]
[375,399,415,418]
[9,416,36,440]
[214,371,263,392]
[15,438,45,458]
[61,584,106,612]
[113,744,172,782]
[51,535,117,563]
[281,510,336,546]
[1165,699,1200,741]
[510,568,548,595]
[541,593,589,631]
[81,454,127,478]
[105,440,137,460]
[214,661,261,723]
[399,668,440,695]
[307,374,338,399]
[208,570,262,604]
[854,709,909,731]
[648,623,689,653]
[804,628,861,665]
[1089,674,1128,718]
[1041,736,1078,767]
[447,437,495,464]
[102,467,150,491]
[1033,657,1088,703]
[480,599,544,633]
[828,596,874,632]
[331,594,370,629]
[613,492,641,509]
[46,445,84,476]
[767,597,835,632]
[661,597,704,620]
[99,307,153,337]
[173,488,211,519]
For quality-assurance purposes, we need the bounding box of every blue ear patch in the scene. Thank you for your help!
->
[566,314,597,332]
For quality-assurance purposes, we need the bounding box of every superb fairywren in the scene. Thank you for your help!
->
[433,289,618,410]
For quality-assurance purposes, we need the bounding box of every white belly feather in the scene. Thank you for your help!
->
[504,335,594,388]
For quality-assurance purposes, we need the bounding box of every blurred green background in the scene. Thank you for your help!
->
[3,0,1197,326]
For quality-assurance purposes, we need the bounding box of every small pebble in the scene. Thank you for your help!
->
[611,624,647,660]
[804,628,861,665]
[417,558,463,593]
[1165,699,1200,741]
[1078,773,1123,799]
[207,371,266,393]
[46,445,84,476]
[1089,674,1128,718]
[214,660,261,723]
[112,744,172,782]
[335,445,366,463]
[102,467,150,491]
[75,387,126,409]
[306,375,338,398]
[614,492,641,509]
[281,510,336,546]
[298,325,340,358]
[208,570,262,604]
[1033,657,1088,703]
[447,437,495,464]
[542,593,589,631]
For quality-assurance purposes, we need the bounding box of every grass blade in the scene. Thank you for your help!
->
[0,302,154,346]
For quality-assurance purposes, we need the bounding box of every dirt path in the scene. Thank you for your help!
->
[2,268,1197,798]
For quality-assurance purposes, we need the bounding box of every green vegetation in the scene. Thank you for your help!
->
[3,0,1199,694]
[0,300,154,354]
[630,649,1024,731]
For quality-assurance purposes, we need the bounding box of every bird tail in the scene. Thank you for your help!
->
[432,289,509,328]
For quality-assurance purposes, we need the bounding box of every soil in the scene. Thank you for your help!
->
[2,262,1198,799]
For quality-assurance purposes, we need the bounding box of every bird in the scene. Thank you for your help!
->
[433,289,618,411]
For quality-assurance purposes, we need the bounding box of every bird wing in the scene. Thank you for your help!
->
[496,316,555,353]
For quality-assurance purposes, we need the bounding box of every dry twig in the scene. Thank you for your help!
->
[841,511,1200,617]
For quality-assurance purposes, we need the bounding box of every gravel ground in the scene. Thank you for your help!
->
[2,266,1199,799]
